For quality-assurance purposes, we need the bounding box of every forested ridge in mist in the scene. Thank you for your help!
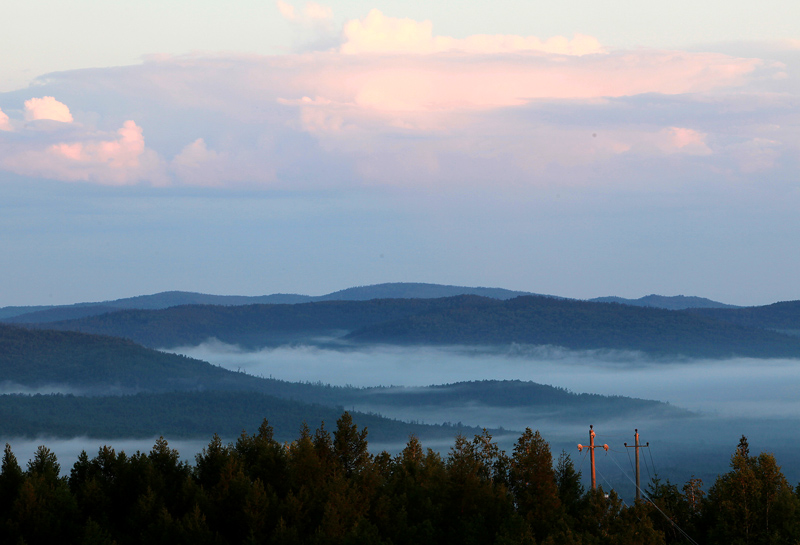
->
[25,294,800,357]
[1,415,798,545]
[0,324,684,440]
[0,392,487,442]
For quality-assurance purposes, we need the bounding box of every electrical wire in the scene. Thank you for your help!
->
[601,450,700,545]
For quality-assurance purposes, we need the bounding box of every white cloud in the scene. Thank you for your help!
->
[340,9,603,56]
[304,2,332,21]
[171,138,227,186]
[24,96,73,123]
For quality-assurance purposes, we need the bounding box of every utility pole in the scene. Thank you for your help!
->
[578,425,608,490]
[624,429,649,501]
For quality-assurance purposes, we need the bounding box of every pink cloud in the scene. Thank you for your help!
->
[276,0,296,20]
[24,96,74,123]
[271,50,762,118]
[0,108,11,131]
[340,9,603,56]
[2,120,167,185]
[653,127,713,155]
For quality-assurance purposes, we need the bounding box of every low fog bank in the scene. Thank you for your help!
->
[167,341,800,419]
[159,341,800,501]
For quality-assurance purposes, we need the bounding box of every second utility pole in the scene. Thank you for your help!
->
[624,429,649,501]
[578,425,608,490]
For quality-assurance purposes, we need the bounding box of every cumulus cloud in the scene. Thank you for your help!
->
[0,9,794,188]
[2,120,167,185]
[171,138,228,186]
[24,96,73,123]
[341,10,604,56]
[0,108,11,131]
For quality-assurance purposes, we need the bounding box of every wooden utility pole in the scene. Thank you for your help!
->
[625,429,649,501]
[578,425,608,490]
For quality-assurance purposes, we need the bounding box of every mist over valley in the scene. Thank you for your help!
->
[3,285,800,501]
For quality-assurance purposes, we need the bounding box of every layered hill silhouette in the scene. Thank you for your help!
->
[32,294,800,358]
[686,300,800,335]
[589,294,738,310]
[0,323,682,439]
[0,283,538,323]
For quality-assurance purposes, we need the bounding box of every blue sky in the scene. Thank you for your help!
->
[1,1,799,306]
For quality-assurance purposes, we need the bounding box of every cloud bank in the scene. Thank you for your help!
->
[0,9,795,188]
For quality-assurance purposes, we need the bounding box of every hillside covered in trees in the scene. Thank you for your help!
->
[25,295,800,358]
[0,283,537,324]
[0,323,683,440]
[0,415,796,545]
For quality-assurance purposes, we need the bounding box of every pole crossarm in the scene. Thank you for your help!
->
[577,425,608,490]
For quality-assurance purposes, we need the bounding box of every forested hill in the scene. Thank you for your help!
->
[590,294,738,310]
[33,295,800,358]
[1,282,537,323]
[0,323,684,439]
[684,300,800,335]
[345,296,800,358]
[0,323,681,417]
[37,299,445,349]
[0,323,264,393]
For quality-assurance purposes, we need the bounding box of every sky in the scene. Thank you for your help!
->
[2,1,800,307]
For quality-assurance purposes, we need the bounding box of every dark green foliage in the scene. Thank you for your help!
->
[555,450,584,520]
[704,436,800,544]
[0,421,798,545]
[0,390,488,442]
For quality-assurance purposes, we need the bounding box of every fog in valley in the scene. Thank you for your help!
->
[169,340,800,419]
[5,340,800,501]
[166,340,800,496]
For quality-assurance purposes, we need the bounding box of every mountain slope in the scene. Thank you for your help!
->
[590,294,738,310]
[2,283,538,324]
[345,295,800,358]
[33,294,800,358]
[0,391,481,442]
[0,323,686,438]
[685,300,800,335]
[37,299,444,349]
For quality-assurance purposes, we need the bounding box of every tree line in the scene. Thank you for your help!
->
[0,414,797,545]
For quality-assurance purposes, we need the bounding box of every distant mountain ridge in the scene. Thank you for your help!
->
[1,283,538,324]
[685,300,800,336]
[589,294,739,310]
[33,294,800,358]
